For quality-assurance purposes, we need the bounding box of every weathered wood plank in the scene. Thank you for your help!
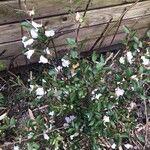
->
[0,1,149,44]
[0,28,147,68]
[0,0,144,25]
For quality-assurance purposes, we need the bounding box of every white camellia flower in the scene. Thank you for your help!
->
[103,116,110,123]
[95,93,102,99]
[45,30,55,37]
[14,145,19,150]
[49,111,54,116]
[24,49,35,59]
[61,58,70,67]
[31,21,42,28]
[119,56,125,64]
[141,56,149,66]
[111,143,116,149]
[30,28,38,39]
[124,144,133,149]
[115,87,124,97]
[39,55,49,64]
[43,132,50,140]
[126,51,133,64]
[22,38,34,48]
[36,87,45,98]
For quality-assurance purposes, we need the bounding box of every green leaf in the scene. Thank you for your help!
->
[147,30,150,38]
[123,26,130,34]
[70,50,78,59]
[66,38,77,48]
[92,52,97,62]
[21,21,33,29]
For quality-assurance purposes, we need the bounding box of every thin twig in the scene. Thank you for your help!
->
[51,39,58,64]
[89,18,113,51]
[143,98,148,150]
[76,0,92,43]
[99,0,140,48]
[0,127,65,148]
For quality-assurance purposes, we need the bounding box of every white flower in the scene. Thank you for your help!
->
[36,87,45,98]
[28,10,35,16]
[61,58,70,67]
[22,38,34,48]
[22,36,27,42]
[45,30,55,37]
[124,144,133,149]
[130,75,138,81]
[29,84,35,92]
[43,132,49,140]
[111,143,116,149]
[30,28,38,39]
[44,47,51,55]
[65,115,76,124]
[39,55,48,64]
[75,12,83,23]
[24,49,35,59]
[115,87,124,97]
[141,56,149,66]
[119,57,125,64]
[95,93,102,99]
[31,21,42,28]
[70,133,79,140]
[49,111,54,116]
[28,132,34,139]
[103,116,110,123]
[14,145,19,150]
[126,51,133,64]
[55,66,62,72]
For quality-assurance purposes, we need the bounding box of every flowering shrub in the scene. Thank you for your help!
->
[0,18,149,150]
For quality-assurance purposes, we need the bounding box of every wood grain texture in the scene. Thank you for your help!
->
[0,0,144,25]
[0,1,149,44]
[0,27,148,68]
[0,14,149,57]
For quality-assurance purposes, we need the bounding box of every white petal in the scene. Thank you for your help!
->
[119,57,125,64]
[95,93,102,99]
[36,87,45,98]
[43,132,49,140]
[32,21,42,28]
[141,56,149,66]
[70,115,76,121]
[44,47,51,55]
[24,50,35,59]
[126,51,133,64]
[14,145,19,150]
[23,39,34,48]
[45,30,55,37]
[39,55,48,64]
[115,87,124,97]
[30,28,38,39]
[61,59,70,67]
[103,116,110,123]
[124,144,133,149]
[111,143,116,149]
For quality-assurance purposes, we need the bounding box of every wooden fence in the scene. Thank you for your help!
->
[0,0,150,68]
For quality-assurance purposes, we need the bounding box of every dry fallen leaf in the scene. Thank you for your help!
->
[28,109,35,120]
[0,112,7,121]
